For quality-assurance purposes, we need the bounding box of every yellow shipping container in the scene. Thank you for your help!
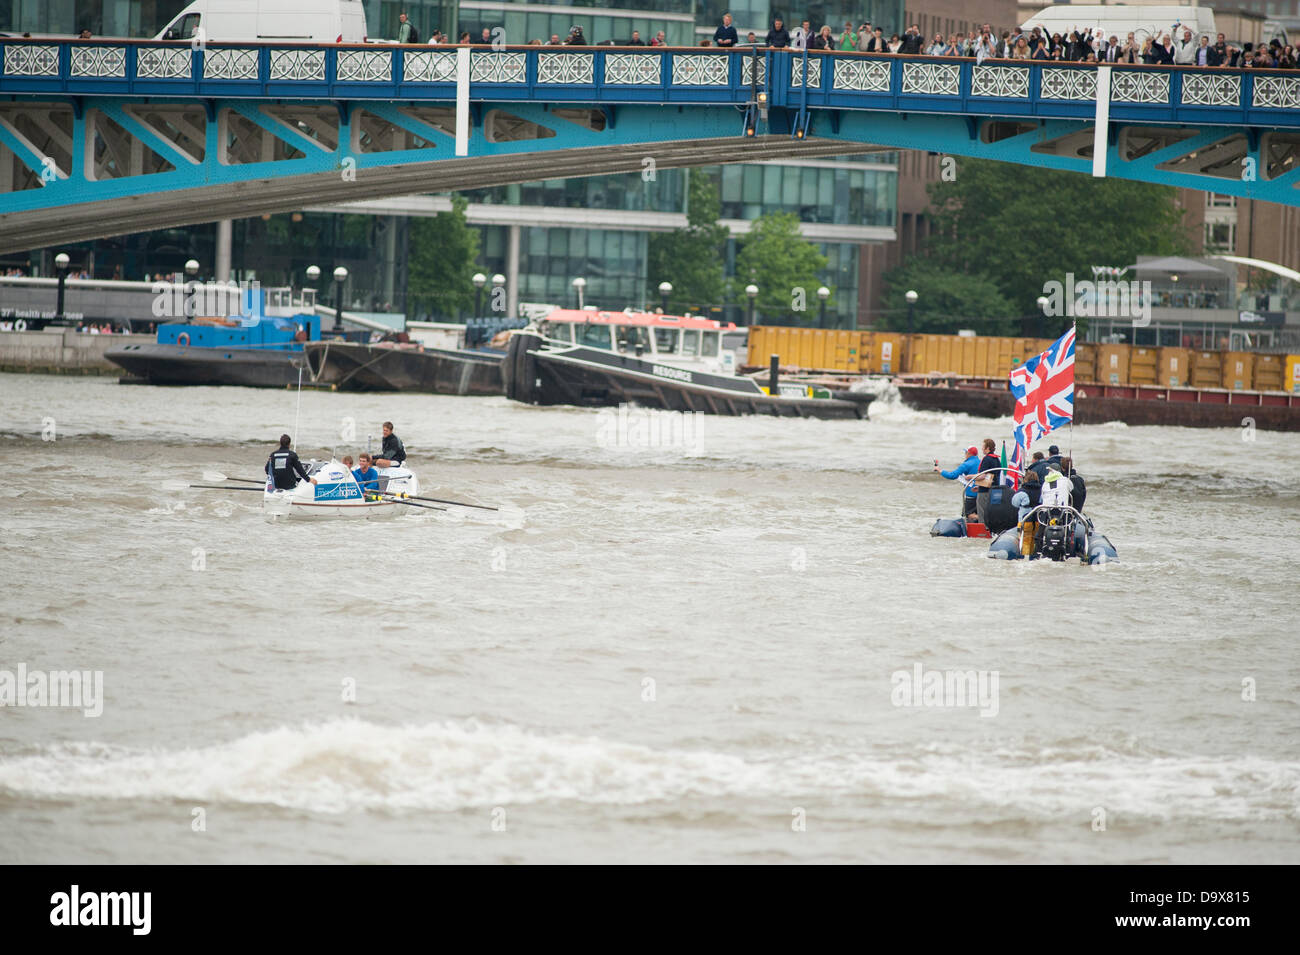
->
[1253,353,1283,392]
[876,333,903,374]
[1157,347,1190,387]
[1222,351,1253,391]
[1287,355,1300,394]
[1189,351,1222,388]
[1095,345,1130,385]
[1075,343,1098,383]
[1129,347,1158,385]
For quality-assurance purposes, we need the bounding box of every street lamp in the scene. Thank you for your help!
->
[184,258,200,319]
[491,273,506,315]
[54,252,70,325]
[817,285,830,329]
[904,289,918,334]
[572,276,587,310]
[745,283,759,326]
[306,265,321,285]
[332,265,348,333]
[657,281,672,313]
[472,272,487,317]
[1036,294,1049,338]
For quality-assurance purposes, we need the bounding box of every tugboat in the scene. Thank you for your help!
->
[105,285,320,387]
[503,309,875,419]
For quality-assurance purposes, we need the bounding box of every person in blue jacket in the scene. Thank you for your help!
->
[935,445,981,519]
[352,452,381,498]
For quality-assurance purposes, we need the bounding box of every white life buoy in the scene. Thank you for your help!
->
[177,331,190,347]
[14,319,27,331]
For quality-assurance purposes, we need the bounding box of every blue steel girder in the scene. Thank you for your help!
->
[3,41,1300,249]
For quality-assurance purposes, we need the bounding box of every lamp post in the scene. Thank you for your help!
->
[306,265,321,286]
[817,285,830,329]
[745,283,758,326]
[572,276,587,310]
[491,273,506,315]
[657,280,672,314]
[472,272,486,317]
[332,266,348,333]
[184,258,200,319]
[904,289,918,334]
[1036,294,1049,338]
[54,252,70,325]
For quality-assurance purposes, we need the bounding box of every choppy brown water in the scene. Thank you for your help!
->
[1,372,1297,863]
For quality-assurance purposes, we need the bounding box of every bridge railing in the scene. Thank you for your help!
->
[2,41,1299,125]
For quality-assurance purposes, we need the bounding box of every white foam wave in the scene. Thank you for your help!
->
[1,720,1297,819]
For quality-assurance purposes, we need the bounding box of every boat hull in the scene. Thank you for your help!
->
[503,333,872,419]
[262,493,400,521]
[897,381,1300,431]
[105,342,302,388]
[304,340,503,394]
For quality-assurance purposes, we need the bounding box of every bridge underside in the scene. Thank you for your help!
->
[1,98,1297,252]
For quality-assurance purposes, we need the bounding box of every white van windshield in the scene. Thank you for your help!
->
[166,13,202,40]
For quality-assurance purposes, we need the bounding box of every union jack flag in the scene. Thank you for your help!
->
[1008,327,1075,483]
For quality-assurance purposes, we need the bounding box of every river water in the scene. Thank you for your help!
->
[1,371,1297,864]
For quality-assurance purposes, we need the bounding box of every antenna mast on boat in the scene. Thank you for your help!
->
[292,362,304,449]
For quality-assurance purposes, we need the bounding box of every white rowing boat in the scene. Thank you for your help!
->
[262,459,421,521]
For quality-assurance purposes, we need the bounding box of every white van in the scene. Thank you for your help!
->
[1022,4,1216,43]
[155,0,368,44]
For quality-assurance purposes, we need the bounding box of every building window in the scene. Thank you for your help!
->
[1205,221,1235,252]
[1207,193,1237,208]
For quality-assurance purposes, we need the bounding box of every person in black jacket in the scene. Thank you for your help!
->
[900,24,923,54]
[765,18,790,48]
[374,421,407,467]
[1060,456,1086,512]
[713,13,738,48]
[266,434,317,490]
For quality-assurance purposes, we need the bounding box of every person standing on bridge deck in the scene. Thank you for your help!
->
[373,422,407,468]
[839,23,856,51]
[713,13,737,48]
[565,25,587,46]
[765,18,789,49]
[1173,27,1197,65]
[479,27,493,45]
[629,30,646,46]
[267,435,317,491]
[396,13,414,44]
[856,23,873,52]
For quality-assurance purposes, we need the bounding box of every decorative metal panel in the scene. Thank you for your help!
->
[70,46,126,78]
[471,52,526,83]
[2,44,59,76]
[203,48,259,80]
[537,52,594,84]
[740,56,766,85]
[1252,75,1300,109]
[270,48,325,81]
[137,47,192,80]
[337,50,392,83]
[790,58,821,88]
[403,51,456,82]
[1180,73,1240,107]
[605,53,661,85]
[832,59,890,92]
[971,65,1029,98]
[1039,67,1096,101]
[671,54,729,86]
[1111,70,1168,104]
[901,62,959,96]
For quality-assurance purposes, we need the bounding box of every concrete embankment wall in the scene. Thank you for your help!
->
[0,330,152,375]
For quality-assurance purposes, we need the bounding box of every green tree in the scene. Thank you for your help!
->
[733,211,830,324]
[646,168,729,312]
[879,260,1018,334]
[407,194,480,318]
[921,158,1189,314]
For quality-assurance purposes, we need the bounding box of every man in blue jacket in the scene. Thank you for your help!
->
[714,13,738,48]
[936,445,981,519]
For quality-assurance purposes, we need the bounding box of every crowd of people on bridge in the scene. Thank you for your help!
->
[394,9,1297,68]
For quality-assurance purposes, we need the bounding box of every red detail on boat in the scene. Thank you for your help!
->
[965,522,991,538]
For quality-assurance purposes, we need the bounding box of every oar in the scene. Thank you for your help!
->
[390,491,498,511]
[372,493,445,511]
[204,470,266,485]
[163,480,264,492]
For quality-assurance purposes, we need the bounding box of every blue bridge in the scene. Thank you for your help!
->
[3,39,1300,252]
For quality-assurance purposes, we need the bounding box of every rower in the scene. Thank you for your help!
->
[373,421,407,468]
[353,453,380,497]
[266,434,317,490]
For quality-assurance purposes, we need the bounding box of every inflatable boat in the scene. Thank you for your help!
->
[986,504,1118,564]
